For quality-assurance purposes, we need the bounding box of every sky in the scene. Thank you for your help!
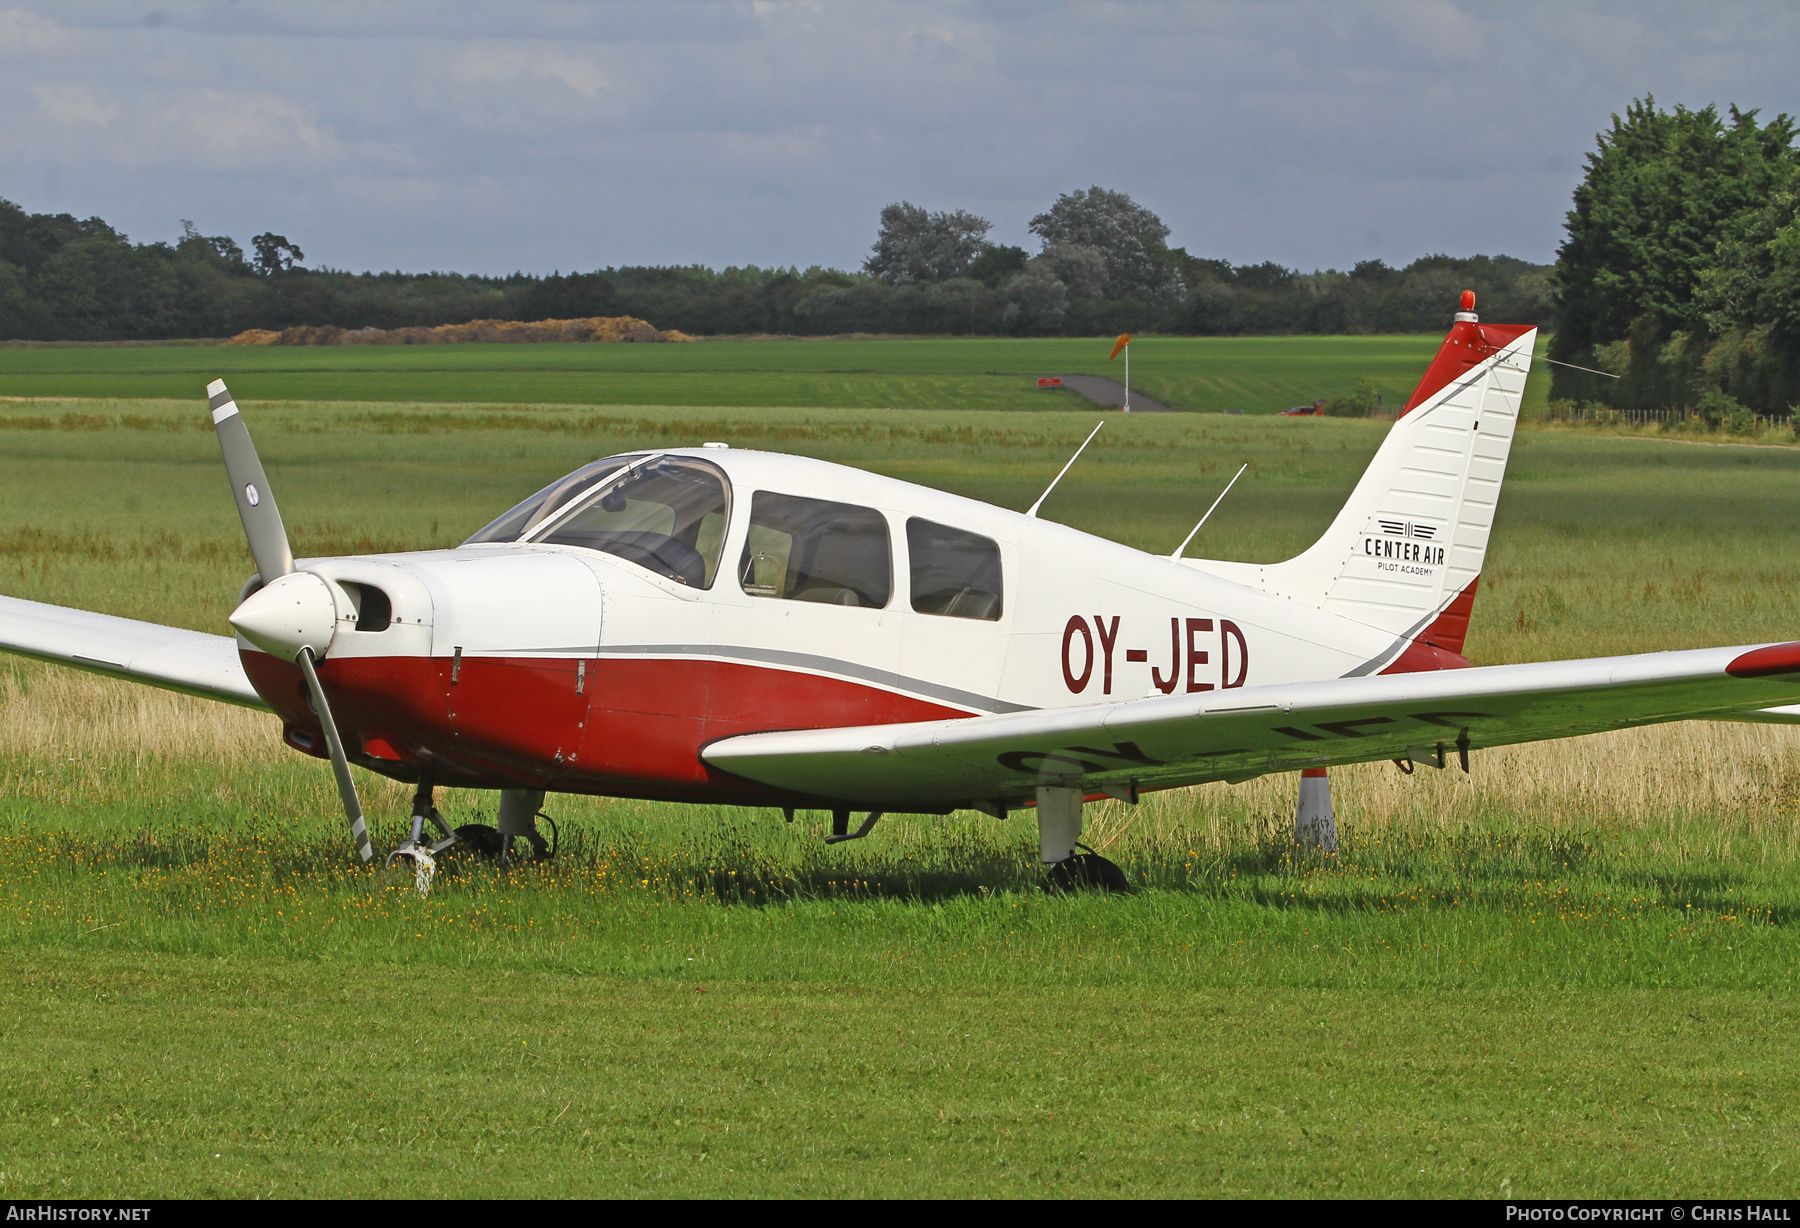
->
[2,1,1797,277]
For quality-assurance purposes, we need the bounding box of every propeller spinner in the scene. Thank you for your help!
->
[209,379,372,863]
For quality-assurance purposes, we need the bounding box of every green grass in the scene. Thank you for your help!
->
[18,958,1795,1198]
[0,333,1551,416]
[0,395,1785,662]
[4,788,1799,1197]
[3,396,1799,1197]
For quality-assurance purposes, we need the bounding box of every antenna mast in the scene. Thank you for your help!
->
[1025,421,1106,519]
[1169,462,1248,559]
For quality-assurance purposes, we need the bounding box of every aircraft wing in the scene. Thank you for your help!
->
[702,642,1800,811]
[1717,703,1800,724]
[0,594,269,710]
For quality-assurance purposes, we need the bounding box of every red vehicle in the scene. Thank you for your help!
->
[1281,399,1327,416]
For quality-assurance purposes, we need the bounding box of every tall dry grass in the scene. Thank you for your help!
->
[9,664,1800,867]
[1085,720,1800,867]
[0,666,437,826]
[0,667,278,762]
[222,316,689,347]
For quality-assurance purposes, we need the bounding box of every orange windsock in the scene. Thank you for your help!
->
[1108,333,1132,361]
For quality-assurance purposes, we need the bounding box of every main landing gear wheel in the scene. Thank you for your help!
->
[452,823,505,859]
[1044,848,1131,894]
[450,820,555,864]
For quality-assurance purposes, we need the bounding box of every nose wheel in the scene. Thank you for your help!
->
[384,779,460,896]
[380,785,562,895]
[385,844,439,896]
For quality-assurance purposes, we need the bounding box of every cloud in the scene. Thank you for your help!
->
[442,44,611,100]
[137,89,337,167]
[33,82,118,126]
[0,0,1796,274]
[0,6,67,57]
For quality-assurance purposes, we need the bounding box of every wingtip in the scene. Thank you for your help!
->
[206,378,227,396]
[1727,642,1800,679]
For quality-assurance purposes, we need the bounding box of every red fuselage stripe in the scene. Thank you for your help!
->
[244,650,971,804]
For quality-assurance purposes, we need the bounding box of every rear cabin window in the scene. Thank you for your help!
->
[907,518,1003,620]
[739,492,891,608]
[528,456,729,589]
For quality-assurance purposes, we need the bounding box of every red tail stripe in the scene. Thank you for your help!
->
[1423,576,1480,657]
[1375,578,1481,676]
[1401,322,1535,415]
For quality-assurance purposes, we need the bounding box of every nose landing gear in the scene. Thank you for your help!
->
[384,779,460,896]
[382,783,559,895]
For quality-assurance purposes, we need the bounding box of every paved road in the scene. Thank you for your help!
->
[1046,375,1175,413]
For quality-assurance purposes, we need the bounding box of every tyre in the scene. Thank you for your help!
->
[1045,852,1131,894]
[450,823,503,860]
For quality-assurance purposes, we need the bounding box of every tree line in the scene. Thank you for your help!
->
[1553,97,1800,417]
[6,96,1782,413]
[0,188,1553,344]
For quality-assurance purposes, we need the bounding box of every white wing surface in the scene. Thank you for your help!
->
[703,642,1800,811]
[0,594,268,710]
[1717,703,1800,724]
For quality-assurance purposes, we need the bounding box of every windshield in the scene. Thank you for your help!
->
[530,455,730,588]
[464,454,649,545]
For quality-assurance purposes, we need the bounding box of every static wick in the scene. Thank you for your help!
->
[1170,462,1248,560]
[1540,355,1622,380]
[1476,339,1621,382]
[1025,420,1106,519]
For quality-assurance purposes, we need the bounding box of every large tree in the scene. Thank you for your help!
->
[251,233,306,276]
[1029,186,1184,303]
[863,202,992,285]
[1552,97,1800,399]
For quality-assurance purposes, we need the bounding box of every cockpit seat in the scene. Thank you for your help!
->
[557,530,707,587]
[791,585,864,606]
[942,588,1000,619]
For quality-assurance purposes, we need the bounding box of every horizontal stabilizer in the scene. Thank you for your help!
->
[0,594,267,709]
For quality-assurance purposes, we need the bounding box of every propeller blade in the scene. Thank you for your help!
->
[208,379,295,583]
[213,382,365,861]
[296,646,373,863]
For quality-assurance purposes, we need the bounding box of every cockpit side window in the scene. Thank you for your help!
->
[907,518,1003,620]
[530,456,729,588]
[740,492,891,608]
[464,454,648,545]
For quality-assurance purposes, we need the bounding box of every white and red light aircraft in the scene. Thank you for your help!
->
[5,292,1800,890]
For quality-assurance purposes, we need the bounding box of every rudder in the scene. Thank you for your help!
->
[1190,298,1536,674]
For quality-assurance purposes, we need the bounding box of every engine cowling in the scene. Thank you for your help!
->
[229,570,338,661]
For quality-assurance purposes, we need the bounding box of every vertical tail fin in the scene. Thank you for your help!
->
[1191,300,1536,674]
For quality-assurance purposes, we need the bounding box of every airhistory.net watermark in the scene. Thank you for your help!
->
[4,1209,151,1222]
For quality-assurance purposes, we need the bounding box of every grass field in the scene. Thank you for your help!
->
[0,333,1554,416]
[3,395,1799,1197]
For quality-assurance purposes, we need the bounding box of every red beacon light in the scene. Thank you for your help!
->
[1454,288,1478,323]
